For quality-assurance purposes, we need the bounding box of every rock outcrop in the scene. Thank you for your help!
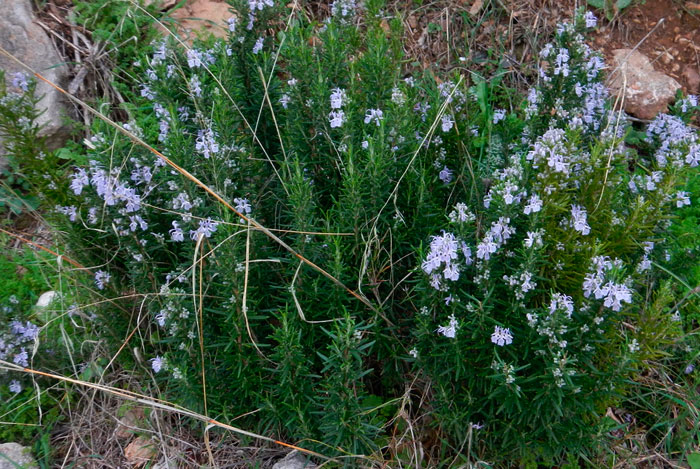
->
[271,451,317,469]
[0,0,72,168]
[0,443,38,469]
[166,0,233,40]
[608,49,682,120]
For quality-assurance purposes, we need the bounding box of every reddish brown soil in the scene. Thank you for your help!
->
[36,0,700,95]
[397,0,700,96]
[587,0,700,94]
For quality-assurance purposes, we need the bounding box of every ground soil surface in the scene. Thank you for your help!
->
[586,0,700,94]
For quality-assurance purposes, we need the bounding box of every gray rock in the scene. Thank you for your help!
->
[608,49,681,120]
[271,451,317,469]
[0,443,38,469]
[35,290,57,308]
[0,0,72,169]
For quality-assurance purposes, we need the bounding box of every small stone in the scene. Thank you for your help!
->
[151,456,177,469]
[271,451,317,469]
[469,0,484,16]
[165,0,233,40]
[608,49,682,120]
[114,407,145,440]
[682,65,700,94]
[35,291,57,308]
[124,436,157,467]
[0,443,38,469]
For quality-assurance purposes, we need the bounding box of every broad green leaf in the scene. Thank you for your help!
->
[688,453,700,469]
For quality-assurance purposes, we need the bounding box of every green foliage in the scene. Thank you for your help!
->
[0,246,47,306]
[72,0,164,103]
[587,0,634,20]
[0,246,81,449]
[2,3,699,466]
[0,170,39,215]
[0,72,71,215]
[689,453,700,469]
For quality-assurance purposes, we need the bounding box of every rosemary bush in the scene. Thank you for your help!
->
[0,71,73,214]
[3,3,699,465]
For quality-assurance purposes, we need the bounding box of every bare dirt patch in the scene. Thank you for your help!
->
[587,0,700,94]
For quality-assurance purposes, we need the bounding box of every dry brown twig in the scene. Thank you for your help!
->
[0,359,337,463]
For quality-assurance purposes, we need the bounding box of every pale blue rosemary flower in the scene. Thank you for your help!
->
[252,37,264,54]
[249,0,274,10]
[9,380,22,394]
[391,87,406,105]
[492,109,506,124]
[524,230,543,249]
[140,81,157,103]
[584,11,597,28]
[279,94,291,109]
[330,88,347,109]
[422,231,459,276]
[227,17,237,32]
[190,218,218,240]
[195,128,219,158]
[676,191,691,207]
[234,197,252,215]
[186,49,203,68]
[364,108,384,126]
[571,205,591,235]
[190,75,202,97]
[441,115,454,132]
[11,72,29,92]
[13,349,29,367]
[491,326,513,346]
[439,166,453,183]
[95,270,111,290]
[150,356,165,373]
[476,235,498,261]
[437,314,459,338]
[329,110,345,128]
[523,194,542,215]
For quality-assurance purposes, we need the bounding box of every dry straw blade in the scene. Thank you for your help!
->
[0,226,88,271]
[0,359,335,461]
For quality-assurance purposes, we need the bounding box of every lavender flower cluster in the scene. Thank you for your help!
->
[56,36,267,296]
[415,11,698,401]
[1,297,41,394]
[582,256,633,312]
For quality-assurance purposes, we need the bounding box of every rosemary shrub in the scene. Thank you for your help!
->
[2,3,699,465]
